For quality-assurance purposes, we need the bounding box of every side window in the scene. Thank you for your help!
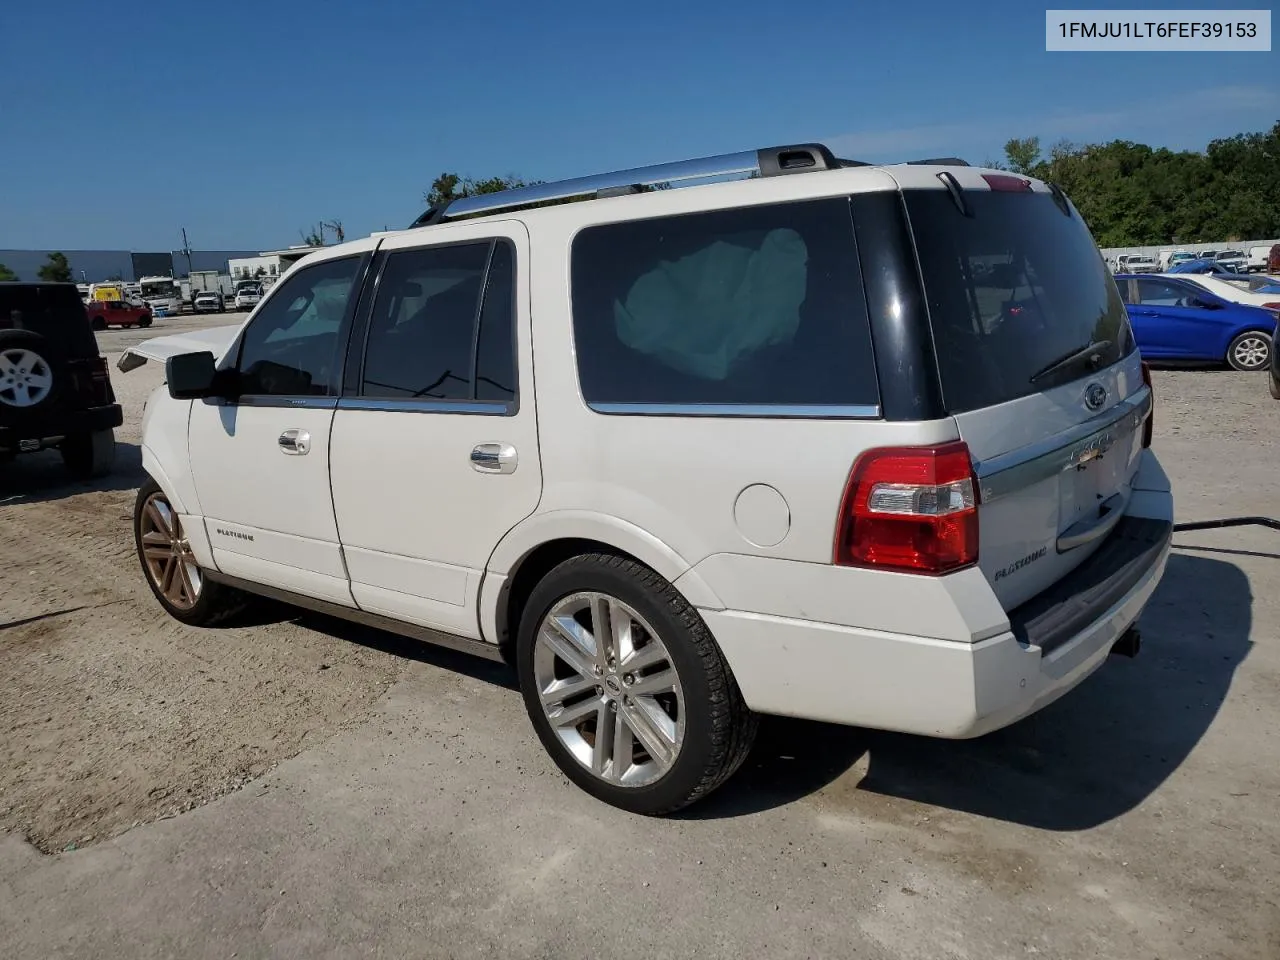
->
[1136,279,1191,307]
[235,255,361,397]
[1115,278,1134,304]
[475,241,516,402]
[360,239,517,405]
[570,198,877,408]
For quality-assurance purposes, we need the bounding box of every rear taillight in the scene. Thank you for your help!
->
[1141,360,1154,448]
[78,356,115,405]
[833,441,979,575]
[1261,302,1280,311]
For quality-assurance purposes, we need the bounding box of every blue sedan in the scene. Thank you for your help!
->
[1114,273,1278,371]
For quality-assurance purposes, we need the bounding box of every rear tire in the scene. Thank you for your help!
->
[138,315,153,328]
[1226,330,1271,371]
[61,428,116,479]
[134,477,250,626]
[516,553,757,815]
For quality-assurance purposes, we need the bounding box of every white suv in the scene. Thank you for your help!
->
[120,144,1172,814]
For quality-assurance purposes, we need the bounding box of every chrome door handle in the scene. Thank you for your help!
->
[470,443,517,474]
[278,429,311,455]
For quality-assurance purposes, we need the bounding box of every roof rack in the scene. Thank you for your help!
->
[410,143,852,227]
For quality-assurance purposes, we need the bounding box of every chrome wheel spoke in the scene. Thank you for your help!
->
[541,621,597,681]
[548,693,603,729]
[610,708,632,781]
[539,674,594,708]
[622,698,676,769]
[628,666,676,697]
[620,642,666,674]
[591,705,612,774]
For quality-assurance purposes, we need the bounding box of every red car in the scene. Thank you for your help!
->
[86,299,152,331]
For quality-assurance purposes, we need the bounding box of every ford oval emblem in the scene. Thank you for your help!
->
[1084,382,1108,411]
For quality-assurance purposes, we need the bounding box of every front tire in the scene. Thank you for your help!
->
[61,428,116,479]
[134,478,250,626]
[516,553,757,815]
[1227,330,1272,371]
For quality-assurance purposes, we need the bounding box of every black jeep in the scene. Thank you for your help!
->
[0,283,124,477]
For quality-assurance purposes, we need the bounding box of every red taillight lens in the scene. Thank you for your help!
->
[834,441,979,575]
[981,173,1033,193]
[1261,301,1280,311]
[1140,360,1154,448]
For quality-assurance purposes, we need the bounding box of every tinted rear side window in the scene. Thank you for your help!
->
[571,198,878,409]
[906,190,1132,413]
[0,285,98,357]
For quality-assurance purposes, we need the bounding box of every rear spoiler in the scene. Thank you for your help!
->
[117,324,240,373]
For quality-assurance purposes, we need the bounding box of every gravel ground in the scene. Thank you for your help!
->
[1,314,408,853]
[1,318,1278,957]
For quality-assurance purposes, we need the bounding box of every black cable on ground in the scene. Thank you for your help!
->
[1172,517,1280,533]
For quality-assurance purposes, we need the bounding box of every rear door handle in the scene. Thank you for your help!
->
[471,443,517,474]
[278,429,311,455]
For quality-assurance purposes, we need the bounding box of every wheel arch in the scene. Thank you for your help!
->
[479,511,725,663]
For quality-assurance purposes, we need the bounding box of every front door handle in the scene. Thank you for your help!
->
[471,443,517,474]
[278,429,311,455]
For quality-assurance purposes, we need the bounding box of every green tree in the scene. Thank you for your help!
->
[424,173,528,208]
[1003,137,1041,174]
[0,263,18,281]
[1008,121,1280,246]
[37,252,73,282]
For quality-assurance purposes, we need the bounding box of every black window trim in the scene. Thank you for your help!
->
[214,251,374,409]
[567,195,884,420]
[339,235,520,417]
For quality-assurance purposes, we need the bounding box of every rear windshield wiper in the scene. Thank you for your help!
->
[1029,339,1112,384]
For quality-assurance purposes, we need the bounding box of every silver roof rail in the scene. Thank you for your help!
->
[409,143,855,227]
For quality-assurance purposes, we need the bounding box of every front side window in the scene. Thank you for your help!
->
[359,239,516,404]
[570,198,878,408]
[235,255,361,397]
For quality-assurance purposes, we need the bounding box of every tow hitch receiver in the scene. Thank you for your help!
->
[1110,626,1141,658]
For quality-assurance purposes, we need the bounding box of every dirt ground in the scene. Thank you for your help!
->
[1,318,1279,957]
[1,316,407,853]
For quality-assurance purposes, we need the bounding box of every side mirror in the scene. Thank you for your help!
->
[166,351,219,399]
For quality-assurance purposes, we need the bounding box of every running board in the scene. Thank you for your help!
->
[203,571,507,663]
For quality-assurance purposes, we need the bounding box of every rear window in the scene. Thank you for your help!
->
[570,198,878,410]
[905,189,1133,413]
[0,284,99,357]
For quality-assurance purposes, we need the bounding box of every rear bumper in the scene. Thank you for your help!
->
[699,452,1173,738]
[0,404,123,450]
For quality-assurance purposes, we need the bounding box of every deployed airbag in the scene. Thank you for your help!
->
[612,228,808,380]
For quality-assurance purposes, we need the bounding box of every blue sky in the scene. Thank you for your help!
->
[2,0,1275,251]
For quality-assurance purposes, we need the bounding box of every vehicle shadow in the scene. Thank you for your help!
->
[248,601,519,691]
[683,552,1251,829]
[0,441,145,505]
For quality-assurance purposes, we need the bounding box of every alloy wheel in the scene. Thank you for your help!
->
[0,349,53,408]
[533,591,685,787]
[139,493,203,610]
[1232,335,1270,370]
